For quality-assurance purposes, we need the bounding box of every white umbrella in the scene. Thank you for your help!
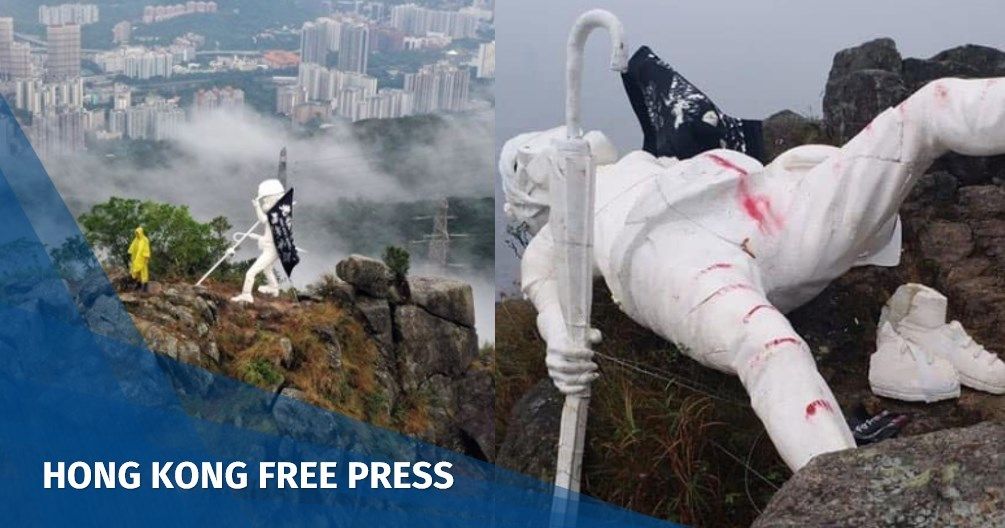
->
[550,9,627,528]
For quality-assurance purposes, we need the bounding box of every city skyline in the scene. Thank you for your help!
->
[0,1,495,156]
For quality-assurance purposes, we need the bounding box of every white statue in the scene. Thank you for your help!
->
[230,179,285,304]
[502,77,1005,471]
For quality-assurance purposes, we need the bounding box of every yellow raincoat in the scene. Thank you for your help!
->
[128,227,151,284]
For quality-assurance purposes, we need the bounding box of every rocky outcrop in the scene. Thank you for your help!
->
[120,256,492,462]
[336,254,394,298]
[822,39,1005,185]
[823,38,908,144]
[753,422,1005,527]
[496,379,562,482]
[334,257,493,461]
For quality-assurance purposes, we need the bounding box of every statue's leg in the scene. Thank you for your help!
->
[766,77,1005,301]
[241,249,275,296]
[626,226,855,471]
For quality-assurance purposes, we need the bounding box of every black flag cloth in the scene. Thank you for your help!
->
[621,46,765,162]
[267,188,300,278]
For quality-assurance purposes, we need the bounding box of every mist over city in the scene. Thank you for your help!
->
[0,0,497,340]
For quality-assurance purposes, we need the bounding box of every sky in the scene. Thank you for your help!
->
[494,0,1005,294]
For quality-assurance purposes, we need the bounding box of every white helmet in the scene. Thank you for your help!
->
[257,178,285,199]
[499,126,617,235]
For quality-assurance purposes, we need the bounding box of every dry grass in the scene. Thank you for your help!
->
[496,282,791,527]
[143,279,396,428]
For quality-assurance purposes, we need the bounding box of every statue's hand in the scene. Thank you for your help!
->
[546,335,598,395]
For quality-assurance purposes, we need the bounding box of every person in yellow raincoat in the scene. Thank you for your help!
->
[128,226,151,291]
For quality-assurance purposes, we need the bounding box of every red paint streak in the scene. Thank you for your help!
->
[699,262,734,275]
[765,337,801,349]
[805,399,834,418]
[694,283,755,310]
[706,153,784,234]
[706,153,749,176]
[743,304,777,324]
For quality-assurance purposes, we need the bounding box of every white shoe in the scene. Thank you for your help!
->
[936,321,1005,394]
[230,293,254,304]
[881,283,1005,394]
[869,322,960,402]
[257,285,280,297]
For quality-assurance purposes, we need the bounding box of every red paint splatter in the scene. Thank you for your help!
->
[933,82,950,106]
[805,399,834,418]
[765,337,801,349]
[706,153,784,234]
[699,262,734,275]
[694,283,755,310]
[743,304,777,324]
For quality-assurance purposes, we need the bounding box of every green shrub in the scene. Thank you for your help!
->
[78,197,247,281]
[382,245,410,282]
[242,358,283,387]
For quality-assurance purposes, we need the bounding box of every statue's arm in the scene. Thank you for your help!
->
[521,223,598,394]
[521,223,567,345]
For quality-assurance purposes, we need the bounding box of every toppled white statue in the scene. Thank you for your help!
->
[230,179,285,304]
[871,283,1005,400]
[502,77,1005,471]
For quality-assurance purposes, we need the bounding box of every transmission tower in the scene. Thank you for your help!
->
[412,198,469,270]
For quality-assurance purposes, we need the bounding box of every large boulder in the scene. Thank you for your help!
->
[394,304,478,391]
[496,379,563,482]
[824,39,1005,184]
[336,254,393,298]
[753,422,1005,527]
[407,276,475,328]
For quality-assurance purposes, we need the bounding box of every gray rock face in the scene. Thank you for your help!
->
[408,276,476,328]
[355,297,393,349]
[823,39,1005,184]
[395,304,478,391]
[334,256,490,461]
[824,69,908,144]
[336,254,393,298]
[753,422,1005,528]
[496,379,563,483]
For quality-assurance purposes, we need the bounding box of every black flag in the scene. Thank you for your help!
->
[621,46,765,162]
[267,188,300,278]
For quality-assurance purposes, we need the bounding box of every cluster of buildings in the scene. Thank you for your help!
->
[192,86,245,112]
[281,3,484,124]
[141,1,218,25]
[94,34,203,80]
[299,16,372,73]
[389,4,484,39]
[38,4,99,26]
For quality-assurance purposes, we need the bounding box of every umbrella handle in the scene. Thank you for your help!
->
[565,9,628,140]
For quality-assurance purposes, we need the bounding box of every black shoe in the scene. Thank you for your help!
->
[849,409,909,445]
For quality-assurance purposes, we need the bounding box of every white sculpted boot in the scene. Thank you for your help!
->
[869,322,960,402]
[880,283,1005,394]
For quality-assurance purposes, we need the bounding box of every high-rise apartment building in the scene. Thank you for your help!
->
[39,4,99,26]
[404,62,470,114]
[475,41,495,79]
[45,24,81,81]
[0,17,12,80]
[337,22,369,74]
[390,4,478,39]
